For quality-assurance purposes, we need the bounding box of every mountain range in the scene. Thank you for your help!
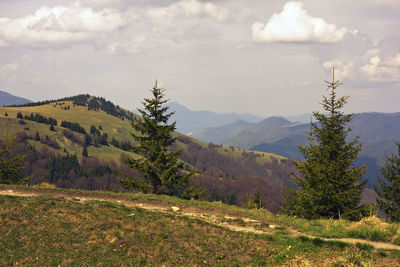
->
[168,102,263,134]
[192,112,400,187]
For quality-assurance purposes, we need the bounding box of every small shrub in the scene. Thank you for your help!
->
[345,246,370,266]
[62,129,83,146]
[42,136,60,149]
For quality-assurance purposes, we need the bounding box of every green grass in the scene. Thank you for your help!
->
[2,184,400,246]
[214,144,286,163]
[270,213,400,245]
[1,185,400,266]
[2,193,399,266]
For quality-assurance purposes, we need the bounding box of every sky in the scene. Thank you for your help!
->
[0,0,399,116]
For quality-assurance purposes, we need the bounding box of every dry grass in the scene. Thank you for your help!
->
[349,216,392,231]
[1,187,400,266]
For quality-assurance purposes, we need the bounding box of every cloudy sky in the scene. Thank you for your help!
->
[0,0,399,116]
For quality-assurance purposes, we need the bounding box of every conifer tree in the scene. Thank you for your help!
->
[118,81,192,195]
[0,123,30,184]
[82,147,88,158]
[374,143,400,221]
[34,131,40,141]
[282,69,367,220]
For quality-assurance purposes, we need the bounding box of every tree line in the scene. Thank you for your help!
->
[18,112,58,126]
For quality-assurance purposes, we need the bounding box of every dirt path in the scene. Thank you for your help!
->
[1,188,400,251]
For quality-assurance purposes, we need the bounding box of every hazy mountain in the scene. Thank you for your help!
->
[194,116,309,148]
[193,119,254,144]
[0,90,32,106]
[167,102,263,134]
[253,116,291,131]
[284,113,312,123]
[252,138,303,159]
[195,112,400,187]
[197,112,400,158]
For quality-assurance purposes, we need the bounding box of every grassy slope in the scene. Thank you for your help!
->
[1,185,400,266]
[0,101,285,164]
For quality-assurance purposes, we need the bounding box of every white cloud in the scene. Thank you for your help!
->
[368,0,400,8]
[360,53,400,82]
[147,0,246,23]
[0,1,125,47]
[0,63,19,73]
[365,48,380,57]
[0,62,19,83]
[0,38,8,47]
[107,35,150,54]
[81,0,123,8]
[323,60,353,79]
[252,1,349,43]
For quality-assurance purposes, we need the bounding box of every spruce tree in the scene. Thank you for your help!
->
[282,69,367,220]
[118,81,192,195]
[374,143,400,221]
[34,131,40,141]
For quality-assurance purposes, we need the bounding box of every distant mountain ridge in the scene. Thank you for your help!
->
[167,102,263,134]
[193,116,308,147]
[0,90,31,106]
[166,102,312,134]
[193,112,400,188]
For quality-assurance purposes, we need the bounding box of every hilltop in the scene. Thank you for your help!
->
[1,185,400,266]
[0,95,293,212]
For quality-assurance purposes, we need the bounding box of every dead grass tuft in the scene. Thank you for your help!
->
[284,256,313,267]
[33,182,56,189]
[349,216,391,231]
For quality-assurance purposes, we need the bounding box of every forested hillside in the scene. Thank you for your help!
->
[0,95,295,212]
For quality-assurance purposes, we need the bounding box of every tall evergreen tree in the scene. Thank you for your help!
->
[374,143,400,221]
[0,124,30,184]
[282,69,367,220]
[118,81,192,195]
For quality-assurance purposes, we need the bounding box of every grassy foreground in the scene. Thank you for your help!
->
[1,186,400,266]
